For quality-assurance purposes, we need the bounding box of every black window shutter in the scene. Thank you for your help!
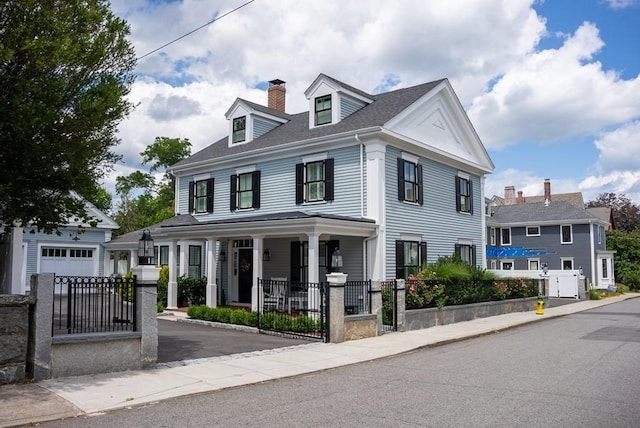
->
[206,178,214,213]
[252,171,261,209]
[420,242,427,267]
[455,176,461,212]
[324,158,334,201]
[469,179,474,214]
[295,163,304,204]
[395,240,404,279]
[290,241,301,282]
[397,158,404,201]
[417,164,423,205]
[188,181,194,213]
[471,245,477,266]
[454,243,461,259]
[230,175,237,211]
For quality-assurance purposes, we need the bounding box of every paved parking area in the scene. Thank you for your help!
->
[157,319,308,363]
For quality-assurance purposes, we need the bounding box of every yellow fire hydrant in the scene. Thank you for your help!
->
[536,295,544,315]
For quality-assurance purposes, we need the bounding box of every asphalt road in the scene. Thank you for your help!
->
[43,298,640,427]
[157,318,307,363]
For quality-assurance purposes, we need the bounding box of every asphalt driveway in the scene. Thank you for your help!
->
[157,319,307,363]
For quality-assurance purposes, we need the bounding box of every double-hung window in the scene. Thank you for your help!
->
[454,244,476,266]
[188,245,202,278]
[455,176,473,213]
[296,159,334,204]
[561,224,573,244]
[395,240,427,279]
[397,158,423,204]
[230,171,260,210]
[232,116,246,143]
[315,95,332,126]
[501,228,511,245]
[188,178,214,214]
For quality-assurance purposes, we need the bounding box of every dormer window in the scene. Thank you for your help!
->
[315,95,332,126]
[232,116,246,143]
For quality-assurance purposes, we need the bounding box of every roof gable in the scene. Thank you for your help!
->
[384,79,494,173]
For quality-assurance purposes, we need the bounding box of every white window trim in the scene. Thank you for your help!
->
[501,259,514,270]
[401,151,419,165]
[235,165,256,175]
[597,226,602,245]
[560,224,573,244]
[528,258,540,270]
[301,152,328,164]
[400,233,423,242]
[500,228,512,246]
[561,257,574,270]
[193,173,210,182]
[526,225,541,237]
[457,171,470,180]
[490,260,497,269]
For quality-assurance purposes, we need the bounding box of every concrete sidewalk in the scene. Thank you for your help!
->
[1,294,637,427]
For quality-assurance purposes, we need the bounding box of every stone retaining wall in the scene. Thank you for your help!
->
[344,314,377,341]
[0,295,35,384]
[405,297,544,331]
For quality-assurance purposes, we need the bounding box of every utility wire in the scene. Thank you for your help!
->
[136,0,256,61]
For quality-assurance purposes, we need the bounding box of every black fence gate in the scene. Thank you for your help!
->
[257,279,328,342]
[381,280,397,332]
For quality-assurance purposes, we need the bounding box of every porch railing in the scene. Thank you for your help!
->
[53,275,137,336]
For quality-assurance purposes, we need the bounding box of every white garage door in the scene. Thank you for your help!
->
[40,247,96,277]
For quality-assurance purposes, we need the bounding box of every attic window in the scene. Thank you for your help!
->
[315,95,332,125]
[232,116,246,143]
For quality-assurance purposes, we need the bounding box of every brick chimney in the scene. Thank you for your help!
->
[267,79,286,112]
[504,186,516,205]
[517,191,524,204]
[544,178,551,202]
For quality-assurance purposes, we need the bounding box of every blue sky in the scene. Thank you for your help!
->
[109,0,640,205]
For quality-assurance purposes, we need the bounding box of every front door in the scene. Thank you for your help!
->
[238,248,253,304]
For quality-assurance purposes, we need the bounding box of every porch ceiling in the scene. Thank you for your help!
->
[153,211,377,240]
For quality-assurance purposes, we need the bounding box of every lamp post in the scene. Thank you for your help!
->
[138,229,154,266]
[331,248,343,273]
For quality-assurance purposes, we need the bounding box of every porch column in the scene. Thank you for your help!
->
[178,241,187,277]
[251,235,264,312]
[206,238,218,307]
[366,143,387,282]
[307,232,320,315]
[167,240,178,309]
[129,249,138,270]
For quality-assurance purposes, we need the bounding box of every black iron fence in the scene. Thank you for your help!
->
[344,280,371,315]
[257,279,327,342]
[381,280,398,332]
[53,276,137,336]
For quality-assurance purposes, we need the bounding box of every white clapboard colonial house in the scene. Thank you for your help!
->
[0,198,119,295]
[105,74,494,310]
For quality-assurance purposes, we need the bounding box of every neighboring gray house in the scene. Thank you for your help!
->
[106,74,494,309]
[486,200,614,289]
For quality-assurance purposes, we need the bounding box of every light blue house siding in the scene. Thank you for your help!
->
[340,97,366,120]
[384,145,483,280]
[23,228,108,285]
[253,117,280,139]
[178,145,365,220]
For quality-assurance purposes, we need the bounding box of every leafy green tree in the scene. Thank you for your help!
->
[0,0,136,233]
[113,137,191,236]
[586,193,640,232]
[606,230,640,290]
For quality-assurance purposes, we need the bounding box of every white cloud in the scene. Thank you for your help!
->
[485,169,578,200]
[594,120,640,172]
[468,22,640,149]
[604,0,637,9]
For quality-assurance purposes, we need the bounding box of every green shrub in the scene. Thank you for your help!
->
[589,289,602,300]
[157,266,169,307]
[157,301,165,313]
[177,275,206,306]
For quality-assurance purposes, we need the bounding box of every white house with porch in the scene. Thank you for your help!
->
[105,73,494,311]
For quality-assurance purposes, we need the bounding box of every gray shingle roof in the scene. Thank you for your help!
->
[487,201,601,225]
[105,214,198,246]
[170,78,445,170]
[159,211,375,228]
[233,97,293,120]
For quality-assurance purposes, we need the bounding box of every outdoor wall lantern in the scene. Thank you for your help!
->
[137,229,154,265]
[219,249,227,262]
[263,249,271,261]
[542,262,548,275]
[331,248,343,272]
